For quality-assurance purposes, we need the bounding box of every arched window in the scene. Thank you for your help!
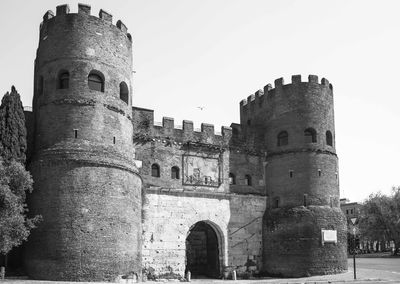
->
[151,163,160,177]
[244,174,252,186]
[58,71,69,89]
[326,130,333,146]
[171,166,180,179]
[229,173,236,185]
[88,71,104,92]
[120,82,129,104]
[304,128,317,143]
[277,131,288,146]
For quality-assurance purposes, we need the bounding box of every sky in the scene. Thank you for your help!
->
[0,0,399,203]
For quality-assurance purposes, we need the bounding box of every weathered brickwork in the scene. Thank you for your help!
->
[263,206,347,277]
[22,4,347,282]
[24,4,141,281]
[241,76,346,277]
[25,161,142,281]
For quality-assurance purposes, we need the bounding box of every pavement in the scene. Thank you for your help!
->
[2,258,400,284]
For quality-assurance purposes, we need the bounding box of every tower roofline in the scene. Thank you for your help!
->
[240,74,333,107]
[40,3,132,42]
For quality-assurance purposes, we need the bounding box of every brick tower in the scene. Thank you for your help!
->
[240,75,347,277]
[24,4,142,281]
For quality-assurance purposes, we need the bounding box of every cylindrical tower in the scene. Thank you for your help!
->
[240,75,347,277]
[25,4,142,281]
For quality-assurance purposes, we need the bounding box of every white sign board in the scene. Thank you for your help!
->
[321,229,337,245]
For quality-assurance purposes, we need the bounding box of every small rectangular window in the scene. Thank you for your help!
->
[346,209,349,215]
[289,170,294,178]
[113,136,116,144]
[318,169,322,177]
[74,129,78,138]
[303,194,307,206]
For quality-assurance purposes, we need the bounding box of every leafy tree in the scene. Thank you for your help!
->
[358,187,400,255]
[0,86,27,164]
[0,159,41,258]
[0,86,40,273]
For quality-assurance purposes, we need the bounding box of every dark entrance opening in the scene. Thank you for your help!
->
[185,221,220,278]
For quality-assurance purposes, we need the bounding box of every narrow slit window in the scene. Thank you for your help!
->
[113,136,116,144]
[244,175,252,186]
[58,71,69,89]
[303,194,308,206]
[273,197,280,208]
[318,169,322,177]
[289,170,294,178]
[229,173,236,185]
[38,76,44,95]
[74,129,78,138]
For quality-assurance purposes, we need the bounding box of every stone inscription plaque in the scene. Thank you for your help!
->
[183,155,220,187]
[321,229,337,245]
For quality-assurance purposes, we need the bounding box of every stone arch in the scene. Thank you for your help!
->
[185,220,224,278]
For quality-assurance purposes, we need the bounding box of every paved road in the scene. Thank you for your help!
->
[3,257,400,283]
[351,257,400,274]
[347,257,400,283]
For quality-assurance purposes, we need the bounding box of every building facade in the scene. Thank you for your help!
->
[23,4,348,281]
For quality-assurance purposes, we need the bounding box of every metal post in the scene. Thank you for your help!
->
[186,271,191,282]
[232,270,237,281]
[0,266,5,280]
[353,234,356,279]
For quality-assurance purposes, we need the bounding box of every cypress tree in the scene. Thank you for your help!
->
[0,86,27,164]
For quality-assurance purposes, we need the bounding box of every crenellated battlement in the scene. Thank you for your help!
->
[132,107,232,146]
[40,4,132,41]
[240,74,333,109]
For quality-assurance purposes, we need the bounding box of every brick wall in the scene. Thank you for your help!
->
[262,206,347,277]
[25,6,141,281]
[26,160,142,281]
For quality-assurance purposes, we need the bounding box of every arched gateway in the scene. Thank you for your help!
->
[185,221,221,278]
